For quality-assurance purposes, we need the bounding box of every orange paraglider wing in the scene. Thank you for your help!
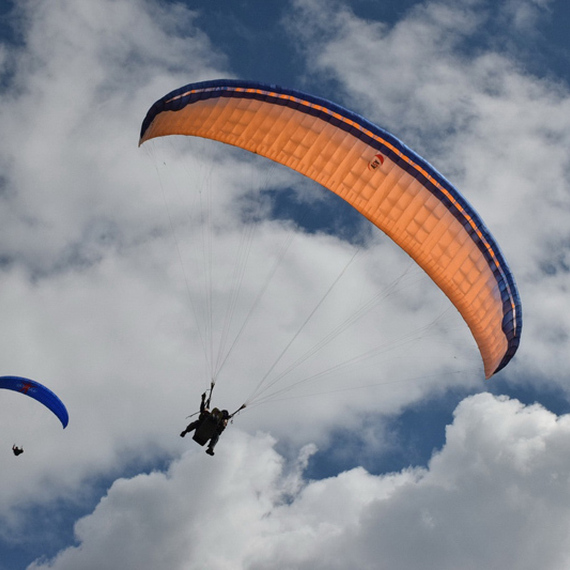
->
[140,79,521,378]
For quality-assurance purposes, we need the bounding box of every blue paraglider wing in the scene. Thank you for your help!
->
[0,376,69,428]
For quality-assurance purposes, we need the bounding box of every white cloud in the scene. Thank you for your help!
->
[28,394,570,570]
[502,0,554,33]
[0,0,227,269]
[0,0,232,521]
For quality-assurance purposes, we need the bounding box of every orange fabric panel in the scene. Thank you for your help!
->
[141,87,518,377]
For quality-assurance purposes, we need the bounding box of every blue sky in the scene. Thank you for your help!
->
[1,0,570,568]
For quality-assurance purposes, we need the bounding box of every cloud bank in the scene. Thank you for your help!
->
[29,394,570,570]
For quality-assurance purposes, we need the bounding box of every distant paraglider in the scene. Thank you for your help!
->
[139,79,522,379]
[0,376,69,429]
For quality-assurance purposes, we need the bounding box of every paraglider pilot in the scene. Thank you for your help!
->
[12,445,24,456]
[180,392,230,456]
[182,391,210,431]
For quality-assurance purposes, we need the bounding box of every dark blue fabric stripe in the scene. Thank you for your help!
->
[141,79,522,373]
